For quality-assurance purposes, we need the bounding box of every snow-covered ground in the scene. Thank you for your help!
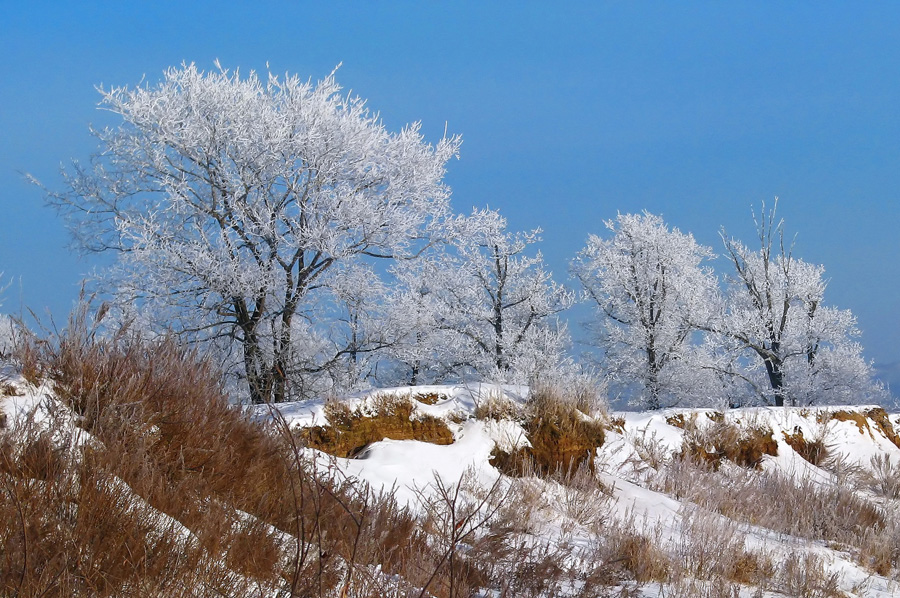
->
[253,384,900,597]
[6,377,900,596]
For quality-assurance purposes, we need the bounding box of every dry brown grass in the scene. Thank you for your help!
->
[679,418,777,470]
[412,391,447,405]
[864,453,900,499]
[3,305,895,595]
[657,450,894,578]
[610,529,671,584]
[473,391,520,421]
[675,509,775,587]
[782,428,830,466]
[665,413,687,429]
[778,552,845,598]
[0,306,633,598]
[0,307,459,597]
[489,385,606,479]
[298,393,454,458]
[864,407,900,450]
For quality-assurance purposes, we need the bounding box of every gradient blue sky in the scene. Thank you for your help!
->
[2,2,900,379]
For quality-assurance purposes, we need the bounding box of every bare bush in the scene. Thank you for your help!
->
[864,453,900,499]
[679,417,777,470]
[778,552,844,598]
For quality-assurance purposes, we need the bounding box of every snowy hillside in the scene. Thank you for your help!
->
[253,384,900,597]
[4,355,900,597]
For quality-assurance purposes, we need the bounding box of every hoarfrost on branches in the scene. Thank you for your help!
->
[42,63,460,403]
[572,212,719,409]
[385,209,576,385]
[716,200,884,406]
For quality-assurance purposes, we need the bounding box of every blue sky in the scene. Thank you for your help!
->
[2,2,900,379]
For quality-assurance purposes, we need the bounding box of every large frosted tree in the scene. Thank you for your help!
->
[42,63,460,403]
[572,212,718,409]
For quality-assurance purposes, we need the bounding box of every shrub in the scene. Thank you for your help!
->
[679,418,777,470]
[782,428,830,466]
[490,385,606,479]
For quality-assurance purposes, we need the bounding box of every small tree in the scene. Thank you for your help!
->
[718,200,883,406]
[380,257,460,385]
[41,63,460,403]
[387,210,575,384]
[572,212,718,409]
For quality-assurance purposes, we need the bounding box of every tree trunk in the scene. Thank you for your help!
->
[493,301,505,372]
[646,339,661,410]
[243,334,270,405]
[763,355,785,407]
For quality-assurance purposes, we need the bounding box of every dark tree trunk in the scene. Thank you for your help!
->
[237,295,293,404]
[763,355,785,407]
[493,299,505,372]
[243,335,270,405]
[645,339,661,410]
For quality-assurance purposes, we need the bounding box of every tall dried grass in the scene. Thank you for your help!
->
[490,385,606,478]
[0,307,450,597]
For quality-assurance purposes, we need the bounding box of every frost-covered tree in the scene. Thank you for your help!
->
[319,263,393,393]
[380,257,459,385]
[41,63,460,403]
[718,201,883,406]
[572,212,718,409]
[386,210,575,384]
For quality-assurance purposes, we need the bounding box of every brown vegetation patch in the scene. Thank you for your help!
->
[0,309,453,596]
[299,394,454,458]
[473,392,520,421]
[782,429,829,466]
[490,387,605,479]
[829,410,871,436]
[666,413,687,429]
[412,391,447,405]
[608,415,625,434]
[0,307,645,597]
[0,381,21,397]
[725,550,775,586]
[706,411,725,423]
[864,408,900,450]
[823,409,900,450]
[680,420,778,470]
[614,533,671,583]
[662,457,887,569]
